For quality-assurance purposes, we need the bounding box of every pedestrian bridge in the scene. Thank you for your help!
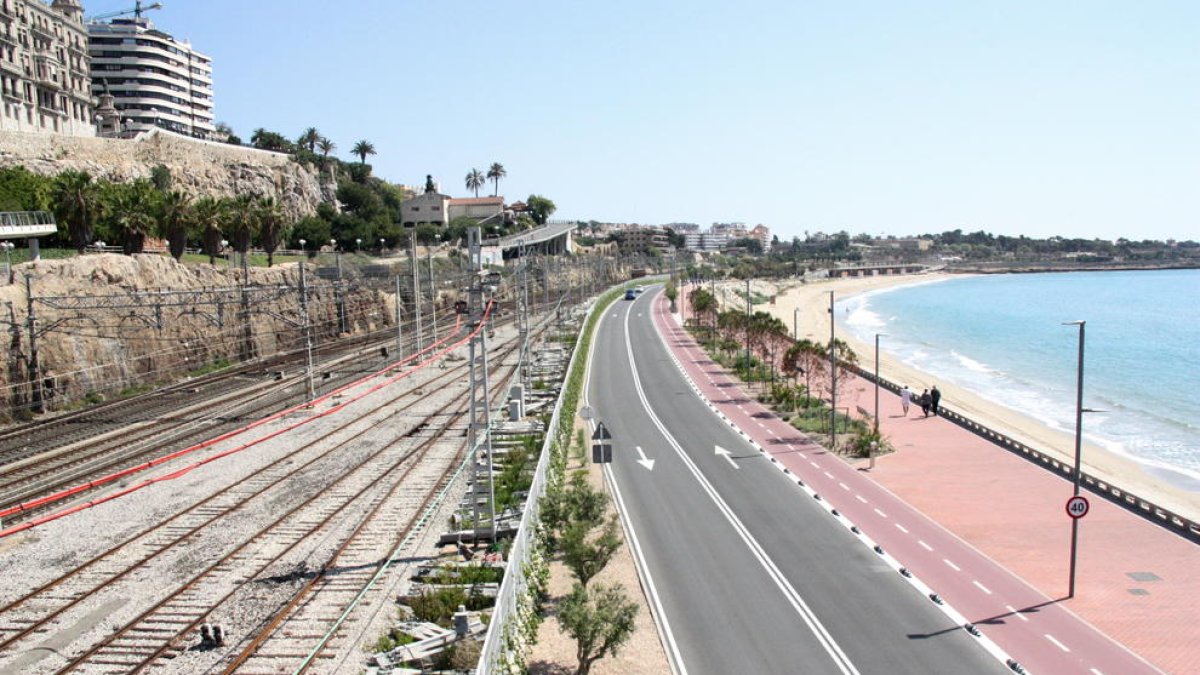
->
[496,222,575,257]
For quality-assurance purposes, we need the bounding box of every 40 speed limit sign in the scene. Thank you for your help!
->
[1065,495,1090,519]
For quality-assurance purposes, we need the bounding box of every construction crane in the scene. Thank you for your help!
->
[86,1,163,23]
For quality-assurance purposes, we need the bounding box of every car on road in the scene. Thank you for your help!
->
[624,289,637,300]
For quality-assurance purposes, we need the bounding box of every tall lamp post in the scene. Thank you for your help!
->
[793,306,800,340]
[874,333,886,435]
[828,291,837,450]
[744,278,752,378]
[1064,319,1086,598]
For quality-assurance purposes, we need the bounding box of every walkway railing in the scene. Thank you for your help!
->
[847,363,1200,544]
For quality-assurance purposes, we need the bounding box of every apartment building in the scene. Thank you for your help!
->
[0,0,94,136]
[88,14,214,138]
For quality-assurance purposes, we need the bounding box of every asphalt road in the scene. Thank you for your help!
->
[585,288,1007,675]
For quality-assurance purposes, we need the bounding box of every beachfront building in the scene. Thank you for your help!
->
[683,231,728,252]
[620,225,672,255]
[751,224,772,252]
[0,0,94,136]
[88,14,215,139]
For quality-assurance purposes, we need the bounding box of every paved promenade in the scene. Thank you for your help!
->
[658,292,1198,674]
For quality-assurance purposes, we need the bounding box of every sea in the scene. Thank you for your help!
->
[840,269,1200,491]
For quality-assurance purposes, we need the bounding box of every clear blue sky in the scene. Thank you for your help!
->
[90,1,1198,241]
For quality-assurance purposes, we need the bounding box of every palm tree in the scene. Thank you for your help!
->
[465,168,485,198]
[486,162,506,197]
[52,170,102,254]
[297,127,320,153]
[254,197,287,267]
[113,180,158,255]
[190,196,227,265]
[156,190,192,261]
[351,140,376,164]
[228,194,260,266]
[317,137,335,160]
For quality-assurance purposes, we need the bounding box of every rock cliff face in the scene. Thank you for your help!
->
[0,128,329,222]
[0,254,394,416]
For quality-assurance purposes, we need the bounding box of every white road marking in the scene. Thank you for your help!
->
[1090,669,1104,675]
[918,540,933,551]
[824,471,835,479]
[621,307,861,675]
[1006,605,1029,622]
[839,482,850,491]
[895,523,908,533]
[855,495,868,503]
[944,559,961,571]
[973,580,992,595]
[811,461,820,468]
[1045,634,1070,652]
[873,508,887,518]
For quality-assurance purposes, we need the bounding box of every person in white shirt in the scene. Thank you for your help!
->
[900,385,912,416]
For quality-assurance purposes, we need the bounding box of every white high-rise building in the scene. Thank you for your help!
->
[0,0,95,136]
[87,14,213,138]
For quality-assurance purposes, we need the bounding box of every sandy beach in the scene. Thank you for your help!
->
[707,273,1199,524]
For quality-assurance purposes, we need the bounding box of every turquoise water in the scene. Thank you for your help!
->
[841,270,1200,488]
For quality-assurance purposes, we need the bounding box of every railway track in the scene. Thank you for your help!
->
[0,317,464,521]
[0,317,533,674]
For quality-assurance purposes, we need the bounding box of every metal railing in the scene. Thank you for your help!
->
[847,363,1200,544]
[476,297,594,673]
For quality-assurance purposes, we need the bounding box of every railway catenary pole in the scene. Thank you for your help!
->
[24,274,43,414]
[394,274,404,361]
[428,240,439,345]
[298,262,316,402]
[465,226,496,543]
[410,233,423,353]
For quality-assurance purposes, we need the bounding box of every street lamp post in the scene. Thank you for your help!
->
[1064,319,1086,598]
[745,278,752,379]
[829,291,837,450]
[874,333,886,435]
[793,306,800,340]
[220,239,230,281]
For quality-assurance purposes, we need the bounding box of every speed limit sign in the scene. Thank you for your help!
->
[1066,495,1090,519]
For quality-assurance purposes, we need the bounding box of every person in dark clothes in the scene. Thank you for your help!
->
[930,385,941,415]
[919,389,931,417]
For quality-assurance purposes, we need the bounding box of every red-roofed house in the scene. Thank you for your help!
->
[447,196,504,222]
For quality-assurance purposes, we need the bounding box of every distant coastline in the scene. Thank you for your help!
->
[945,261,1199,274]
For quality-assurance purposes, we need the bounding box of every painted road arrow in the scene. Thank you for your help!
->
[714,445,739,469]
[635,446,655,471]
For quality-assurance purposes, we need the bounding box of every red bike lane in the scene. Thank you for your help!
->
[652,291,1184,674]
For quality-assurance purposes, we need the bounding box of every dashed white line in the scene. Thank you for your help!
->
[855,495,868,503]
[1045,634,1070,652]
[824,471,835,479]
[839,482,850,491]
[873,508,887,518]
[810,461,820,468]
[944,558,961,572]
[895,523,908,533]
[918,540,933,552]
[973,580,992,595]
[1005,605,1030,622]
[1090,668,1104,675]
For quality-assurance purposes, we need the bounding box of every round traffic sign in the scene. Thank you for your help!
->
[1066,495,1090,519]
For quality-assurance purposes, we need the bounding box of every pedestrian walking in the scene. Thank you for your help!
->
[919,389,931,417]
[931,385,942,416]
[900,385,912,416]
